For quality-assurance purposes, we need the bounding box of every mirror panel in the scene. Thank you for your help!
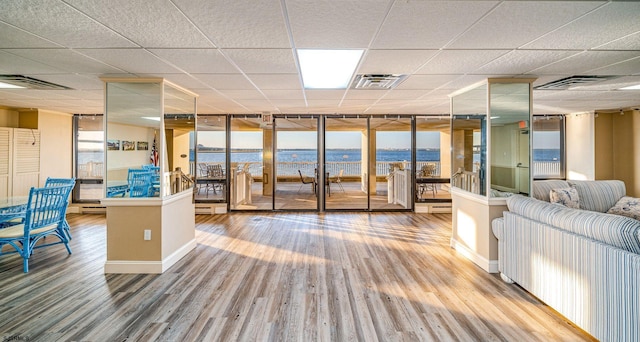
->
[105,81,162,198]
[489,82,531,196]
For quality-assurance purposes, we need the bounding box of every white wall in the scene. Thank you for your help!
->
[107,123,155,176]
[565,113,595,180]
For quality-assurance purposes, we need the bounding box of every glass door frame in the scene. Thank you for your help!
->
[271,114,321,211]
[322,114,414,212]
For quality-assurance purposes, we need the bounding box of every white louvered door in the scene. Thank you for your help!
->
[12,128,40,196]
[0,128,12,198]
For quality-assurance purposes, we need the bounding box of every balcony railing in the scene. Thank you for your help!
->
[79,160,561,180]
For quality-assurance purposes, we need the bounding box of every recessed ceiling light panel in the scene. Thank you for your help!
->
[297,49,363,89]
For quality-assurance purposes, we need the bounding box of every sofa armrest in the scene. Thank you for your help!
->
[492,217,504,240]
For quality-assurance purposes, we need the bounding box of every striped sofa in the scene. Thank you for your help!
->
[492,180,640,342]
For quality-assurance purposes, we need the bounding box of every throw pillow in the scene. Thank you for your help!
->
[550,187,580,209]
[607,196,640,220]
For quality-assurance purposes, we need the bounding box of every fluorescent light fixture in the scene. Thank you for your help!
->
[0,81,25,89]
[297,49,363,89]
[142,116,161,121]
[620,84,640,90]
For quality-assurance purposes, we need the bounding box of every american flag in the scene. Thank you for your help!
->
[150,133,158,166]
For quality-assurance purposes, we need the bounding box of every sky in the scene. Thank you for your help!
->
[196,131,441,149]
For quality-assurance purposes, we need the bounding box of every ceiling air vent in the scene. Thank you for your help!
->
[534,75,618,90]
[0,75,72,90]
[351,74,407,90]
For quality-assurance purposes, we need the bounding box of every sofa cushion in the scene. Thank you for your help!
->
[507,194,640,254]
[533,180,570,202]
[550,187,580,209]
[607,196,640,221]
[567,180,626,213]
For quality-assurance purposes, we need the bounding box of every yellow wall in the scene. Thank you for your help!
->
[0,108,20,127]
[38,109,73,184]
[595,109,640,197]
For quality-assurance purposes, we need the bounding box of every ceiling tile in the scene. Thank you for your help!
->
[372,1,497,49]
[216,89,266,100]
[474,50,582,75]
[0,22,61,48]
[261,89,305,100]
[223,49,297,74]
[0,0,136,48]
[530,51,640,75]
[343,89,388,100]
[24,74,104,90]
[304,90,346,100]
[448,1,601,49]
[76,49,182,74]
[65,0,214,48]
[382,90,428,100]
[0,50,65,74]
[8,49,124,74]
[173,0,291,48]
[522,2,640,50]
[286,0,391,48]
[594,32,640,50]
[395,75,459,90]
[358,50,438,74]
[193,74,255,90]
[247,74,302,90]
[416,50,509,75]
[587,56,640,76]
[149,49,238,74]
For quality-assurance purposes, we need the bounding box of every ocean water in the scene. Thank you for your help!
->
[79,148,561,164]
[198,149,441,163]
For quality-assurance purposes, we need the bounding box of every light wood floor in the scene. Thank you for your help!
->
[0,213,594,341]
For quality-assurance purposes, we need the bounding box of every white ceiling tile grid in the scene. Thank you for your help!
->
[0,0,637,115]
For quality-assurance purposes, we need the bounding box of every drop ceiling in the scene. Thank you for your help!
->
[0,0,638,115]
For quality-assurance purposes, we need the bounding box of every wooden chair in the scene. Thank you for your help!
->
[0,185,74,272]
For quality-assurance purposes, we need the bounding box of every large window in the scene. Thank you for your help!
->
[73,114,104,202]
[532,115,564,179]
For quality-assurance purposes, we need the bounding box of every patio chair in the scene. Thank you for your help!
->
[331,169,345,192]
[44,177,76,240]
[0,185,73,272]
[297,170,315,193]
[418,163,438,198]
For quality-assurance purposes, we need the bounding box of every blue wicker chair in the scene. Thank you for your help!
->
[0,185,73,272]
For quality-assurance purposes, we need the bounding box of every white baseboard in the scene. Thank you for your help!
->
[104,239,197,274]
[450,239,499,273]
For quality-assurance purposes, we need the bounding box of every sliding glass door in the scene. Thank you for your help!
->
[370,116,413,210]
[229,115,266,210]
[274,116,318,210]
[324,116,368,210]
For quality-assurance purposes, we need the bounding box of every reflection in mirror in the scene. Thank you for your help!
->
[451,82,487,196]
[105,82,162,199]
[164,83,196,196]
[489,82,530,197]
[451,115,486,196]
